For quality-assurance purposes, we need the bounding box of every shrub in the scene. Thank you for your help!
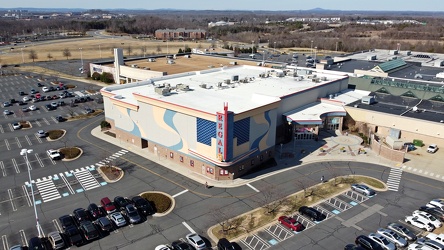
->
[141,193,172,213]
[59,147,81,159]
[92,72,101,80]
[48,130,64,140]
[100,72,114,83]
[100,120,111,129]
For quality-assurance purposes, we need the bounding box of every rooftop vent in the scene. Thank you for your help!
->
[176,83,190,91]
[114,95,124,99]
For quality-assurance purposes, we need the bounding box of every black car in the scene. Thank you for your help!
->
[28,237,45,250]
[37,83,44,87]
[298,206,326,221]
[172,240,193,250]
[131,196,154,216]
[17,101,26,105]
[419,206,444,221]
[387,222,417,241]
[217,238,235,250]
[344,244,366,250]
[87,203,104,219]
[64,225,84,247]
[19,91,26,96]
[56,115,64,122]
[355,235,384,250]
[73,208,90,223]
[79,221,99,241]
[96,216,113,231]
[45,104,54,111]
[59,214,75,229]
[114,196,131,211]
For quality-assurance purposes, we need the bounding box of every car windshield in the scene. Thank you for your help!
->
[381,237,390,244]
[196,239,204,245]
[391,232,399,239]
[117,217,125,222]
[400,227,409,234]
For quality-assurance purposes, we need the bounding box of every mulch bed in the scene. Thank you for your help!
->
[99,166,122,181]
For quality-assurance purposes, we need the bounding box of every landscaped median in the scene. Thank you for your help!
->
[207,175,386,243]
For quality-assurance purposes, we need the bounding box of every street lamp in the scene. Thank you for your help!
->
[21,148,43,238]
[252,40,254,54]
[79,48,83,72]
[21,48,24,63]
[311,40,313,58]
[314,46,318,63]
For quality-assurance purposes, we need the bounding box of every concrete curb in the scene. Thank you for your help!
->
[61,147,83,162]
[138,191,175,218]
[47,129,67,142]
[97,166,124,183]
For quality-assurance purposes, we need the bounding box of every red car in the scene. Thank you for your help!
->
[100,197,116,214]
[278,216,305,231]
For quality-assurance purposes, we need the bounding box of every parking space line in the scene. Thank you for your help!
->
[0,161,6,177]
[22,185,32,207]
[172,189,189,198]
[2,235,8,250]
[25,135,32,146]
[42,117,50,125]
[8,124,13,131]
[0,125,4,133]
[12,158,20,173]
[19,230,27,247]
[34,120,41,127]
[35,154,44,168]
[60,174,75,194]
[246,183,260,192]
[34,134,42,143]
[182,222,196,234]
[53,219,62,233]
[7,189,17,211]
[4,139,10,151]
[15,137,22,148]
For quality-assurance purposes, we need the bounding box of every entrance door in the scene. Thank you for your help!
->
[201,165,206,175]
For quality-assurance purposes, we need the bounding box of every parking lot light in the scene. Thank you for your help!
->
[20,148,43,238]
[79,48,83,72]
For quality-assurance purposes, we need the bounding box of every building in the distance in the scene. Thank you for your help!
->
[154,28,206,41]
[100,51,353,180]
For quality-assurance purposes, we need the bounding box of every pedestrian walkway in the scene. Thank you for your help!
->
[34,177,61,203]
[73,168,101,191]
[386,168,402,191]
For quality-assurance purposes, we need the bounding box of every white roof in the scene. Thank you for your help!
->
[104,65,348,114]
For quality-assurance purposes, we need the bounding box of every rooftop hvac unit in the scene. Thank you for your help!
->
[176,84,190,91]
[312,78,320,83]
[200,83,207,89]
[320,76,327,81]
[154,86,171,96]
[114,95,124,99]
[224,79,231,84]
[217,82,222,87]
[231,75,239,81]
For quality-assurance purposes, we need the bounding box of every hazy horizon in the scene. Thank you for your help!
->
[2,0,444,12]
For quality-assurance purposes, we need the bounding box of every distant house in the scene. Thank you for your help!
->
[154,28,207,40]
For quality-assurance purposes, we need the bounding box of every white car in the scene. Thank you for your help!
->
[42,86,49,92]
[427,199,444,211]
[185,233,206,250]
[405,216,435,231]
[154,245,172,250]
[3,110,12,115]
[109,212,126,227]
[47,149,61,160]
[12,122,21,130]
[36,130,47,138]
[408,239,444,250]
[22,96,30,102]
[426,233,444,245]
[368,233,396,250]
[376,228,407,247]
[29,105,37,111]
[427,144,438,153]
[413,210,442,228]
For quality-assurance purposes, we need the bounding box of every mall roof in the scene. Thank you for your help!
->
[102,65,348,115]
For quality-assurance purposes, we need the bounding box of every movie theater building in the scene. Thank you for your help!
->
[100,65,349,180]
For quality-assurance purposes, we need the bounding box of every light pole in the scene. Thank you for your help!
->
[79,48,83,72]
[252,40,254,54]
[21,148,43,238]
[274,41,276,55]
[21,48,24,63]
[314,46,318,63]
[311,40,313,58]
[262,50,265,66]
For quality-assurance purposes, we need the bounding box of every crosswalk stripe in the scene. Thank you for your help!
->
[386,168,402,192]
[73,169,101,191]
[35,179,61,202]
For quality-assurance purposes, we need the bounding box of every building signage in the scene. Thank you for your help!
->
[216,103,228,161]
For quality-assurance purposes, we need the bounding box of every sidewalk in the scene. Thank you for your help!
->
[91,127,444,188]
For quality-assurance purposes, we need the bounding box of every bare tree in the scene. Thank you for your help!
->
[126,46,133,56]
[254,184,287,215]
[28,50,38,62]
[47,52,53,61]
[294,176,316,198]
[62,48,71,60]
[140,46,147,57]
[208,206,243,236]
[156,45,162,54]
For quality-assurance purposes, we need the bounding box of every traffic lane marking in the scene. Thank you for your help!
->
[246,183,260,192]
[182,222,196,234]
[172,189,189,198]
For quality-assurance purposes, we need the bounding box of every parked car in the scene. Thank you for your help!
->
[408,238,444,250]
[155,245,173,250]
[21,107,28,112]
[185,233,206,250]
[355,235,384,250]
[368,233,396,250]
[3,110,11,115]
[29,105,37,111]
[101,197,117,214]
[28,237,45,250]
[387,222,417,241]
[17,101,26,106]
[376,228,407,247]
[45,104,54,111]
[64,225,84,247]
[3,101,11,107]
[217,238,235,250]
[36,130,47,138]
[344,244,366,250]
[47,149,61,160]
[79,221,99,241]
[42,86,49,92]
[22,96,29,102]
[59,214,75,230]
[114,196,131,211]
[8,245,23,250]
[55,115,64,122]
[95,216,113,231]
[427,199,444,211]
[427,144,438,153]
[405,216,435,231]
[18,91,26,96]
[50,102,58,108]
[171,240,193,250]
[278,216,305,231]
[419,206,444,221]
[131,195,154,216]
[109,212,127,227]
[426,233,444,245]
[12,122,21,130]
[87,203,104,219]
[48,231,65,249]
[351,184,376,196]
[124,204,141,224]
[298,206,326,221]
[30,89,37,94]
[412,210,442,228]
[73,208,90,223]
[37,82,44,87]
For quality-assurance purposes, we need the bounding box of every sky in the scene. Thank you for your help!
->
[2,0,444,12]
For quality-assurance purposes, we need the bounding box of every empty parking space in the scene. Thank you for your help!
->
[342,190,369,203]
[265,224,295,241]
[241,234,270,250]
